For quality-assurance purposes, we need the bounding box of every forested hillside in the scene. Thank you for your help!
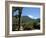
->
[12,16,40,31]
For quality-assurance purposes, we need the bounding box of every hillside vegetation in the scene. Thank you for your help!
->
[12,16,40,31]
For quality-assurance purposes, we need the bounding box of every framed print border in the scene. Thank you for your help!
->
[5,1,45,37]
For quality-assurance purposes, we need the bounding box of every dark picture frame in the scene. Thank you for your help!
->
[5,1,45,37]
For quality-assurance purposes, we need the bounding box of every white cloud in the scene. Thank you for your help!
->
[28,15,38,19]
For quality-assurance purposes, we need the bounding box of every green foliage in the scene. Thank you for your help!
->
[22,21,37,30]
[12,16,40,31]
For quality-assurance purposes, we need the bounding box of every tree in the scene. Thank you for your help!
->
[18,7,23,30]
[12,7,23,31]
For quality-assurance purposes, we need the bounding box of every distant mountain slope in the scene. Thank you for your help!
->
[21,16,34,23]
[12,16,40,23]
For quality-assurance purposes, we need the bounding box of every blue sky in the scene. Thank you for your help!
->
[13,7,40,19]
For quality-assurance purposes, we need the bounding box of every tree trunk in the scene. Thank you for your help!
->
[18,8,22,31]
